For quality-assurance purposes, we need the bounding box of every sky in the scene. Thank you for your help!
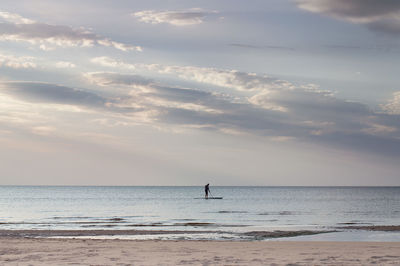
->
[0,0,400,186]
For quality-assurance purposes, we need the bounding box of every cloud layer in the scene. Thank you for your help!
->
[85,58,400,155]
[2,53,400,157]
[296,0,400,34]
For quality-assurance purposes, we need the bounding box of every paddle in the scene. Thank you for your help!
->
[208,191,223,199]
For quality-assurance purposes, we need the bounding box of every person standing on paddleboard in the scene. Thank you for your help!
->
[205,184,210,199]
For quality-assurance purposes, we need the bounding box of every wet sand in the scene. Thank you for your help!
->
[338,225,400,231]
[1,238,399,265]
[0,229,333,239]
[0,229,216,238]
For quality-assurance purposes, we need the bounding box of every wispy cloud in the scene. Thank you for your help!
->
[0,53,37,69]
[295,0,400,34]
[91,56,136,70]
[0,11,35,24]
[133,9,216,26]
[0,10,142,51]
[90,56,291,92]
[229,43,295,51]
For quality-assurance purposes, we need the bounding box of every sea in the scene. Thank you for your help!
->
[1,186,399,241]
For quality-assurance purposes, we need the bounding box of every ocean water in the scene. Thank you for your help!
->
[0,186,399,241]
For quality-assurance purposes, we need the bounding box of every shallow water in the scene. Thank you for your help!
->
[0,186,399,240]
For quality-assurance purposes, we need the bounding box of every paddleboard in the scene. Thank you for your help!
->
[194,197,223,199]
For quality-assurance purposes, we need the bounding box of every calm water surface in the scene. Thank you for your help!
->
[0,186,399,240]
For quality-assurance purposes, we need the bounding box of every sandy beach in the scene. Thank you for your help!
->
[1,238,399,265]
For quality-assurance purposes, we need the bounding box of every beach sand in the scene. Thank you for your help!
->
[1,238,400,265]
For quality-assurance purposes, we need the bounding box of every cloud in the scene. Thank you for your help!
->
[0,11,35,24]
[85,72,153,87]
[1,82,107,108]
[367,19,400,34]
[361,123,396,135]
[90,57,293,93]
[55,61,75,68]
[0,10,142,51]
[85,72,224,114]
[154,65,290,92]
[250,87,370,118]
[133,9,216,26]
[295,0,400,23]
[0,53,36,69]
[295,0,400,34]
[91,56,136,70]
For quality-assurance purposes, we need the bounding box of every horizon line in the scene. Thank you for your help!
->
[1,185,399,187]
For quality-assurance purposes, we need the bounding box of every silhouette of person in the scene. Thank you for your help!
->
[205,184,210,199]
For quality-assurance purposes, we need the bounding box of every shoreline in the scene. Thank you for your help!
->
[0,226,399,240]
[0,229,340,240]
[1,238,399,265]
